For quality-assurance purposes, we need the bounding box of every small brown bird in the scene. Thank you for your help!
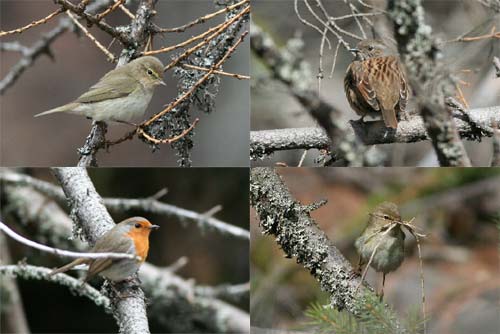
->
[344,39,409,129]
[355,202,405,297]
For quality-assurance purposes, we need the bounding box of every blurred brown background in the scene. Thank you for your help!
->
[251,168,500,334]
[1,167,249,333]
[251,0,500,166]
[0,0,249,167]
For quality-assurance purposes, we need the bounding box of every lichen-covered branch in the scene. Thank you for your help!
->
[51,167,150,334]
[0,172,250,333]
[250,127,330,160]
[0,264,111,310]
[0,170,249,240]
[389,0,471,166]
[251,106,500,159]
[251,21,368,166]
[77,0,155,167]
[250,167,389,318]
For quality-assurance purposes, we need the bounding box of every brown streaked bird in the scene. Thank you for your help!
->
[344,39,409,129]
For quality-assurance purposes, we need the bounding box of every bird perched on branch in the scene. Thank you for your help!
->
[35,56,165,124]
[344,39,409,129]
[49,217,159,282]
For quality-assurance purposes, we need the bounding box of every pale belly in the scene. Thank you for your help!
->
[73,89,153,122]
[100,259,142,281]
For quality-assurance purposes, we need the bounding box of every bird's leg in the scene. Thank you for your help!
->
[379,273,386,302]
[356,255,364,275]
[109,277,141,299]
[399,110,409,121]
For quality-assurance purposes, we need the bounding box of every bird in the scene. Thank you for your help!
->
[355,202,405,297]
[49,217,159,282]
[35,56,165,124]
[344,39,409,129]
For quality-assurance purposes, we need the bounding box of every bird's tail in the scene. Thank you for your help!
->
[49,258,87,276]
[34,103,76,118]
[381,107,398,129]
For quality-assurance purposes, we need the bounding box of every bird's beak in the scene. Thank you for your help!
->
[150,225,160,230]
[158,80,166,86]
[349,48,359,54]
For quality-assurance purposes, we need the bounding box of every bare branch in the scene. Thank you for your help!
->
[54,0,133,46]
[0,8,63,37]
[0,21,70,95]
[66,10,116,61]
[0,222,139,261]
[0,170,249,240]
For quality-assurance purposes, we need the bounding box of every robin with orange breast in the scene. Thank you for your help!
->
[49,217,159,282]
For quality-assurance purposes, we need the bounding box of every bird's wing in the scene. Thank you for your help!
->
[84,231,134,281]
[368,56,402,128]
[350,62,380,111]
[75,69,139,104]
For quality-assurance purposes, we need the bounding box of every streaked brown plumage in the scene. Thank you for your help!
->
[344,39,409,129]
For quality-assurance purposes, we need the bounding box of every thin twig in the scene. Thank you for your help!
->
[145,6,249,59]
[138,118,200,144]
[0,222,139,261]
[182,64,250,80]
[0,8,63,37]
[142,31,248,127]
[66,11,116,61]
[95,0,125,21]
[154,0,249,33]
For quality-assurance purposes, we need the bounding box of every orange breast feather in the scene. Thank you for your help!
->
[125,228,150,262]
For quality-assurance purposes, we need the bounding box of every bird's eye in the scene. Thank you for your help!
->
[383,215,390,220]
[368,46,374,51]
[147,69,153,75]
[135,223,141,228]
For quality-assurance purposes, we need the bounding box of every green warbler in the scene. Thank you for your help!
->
[35,56,165,123]
[355,201,405,296]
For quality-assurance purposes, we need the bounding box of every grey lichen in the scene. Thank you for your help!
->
[0,264,111,311]
[145,1,248,167]
[250,168,379,316]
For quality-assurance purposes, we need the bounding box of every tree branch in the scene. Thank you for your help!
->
[251,21,368,166]
[389,0,471,166]
[0,221,139,261]
[250,167,389,318]
[77,0,156,167]
[0,265,111,310]
[0,170,249,240]
[0,20,69,95]
[0,172,250,333]
[52,167,150,334]
[251,106,500,159]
